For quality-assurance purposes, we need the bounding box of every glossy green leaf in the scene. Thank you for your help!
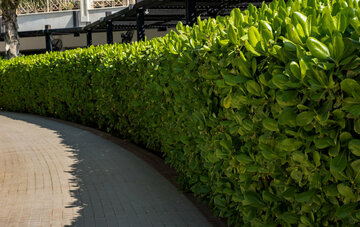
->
[341,79,360,100]
[293,12,309,37]
[228,25,239,45]
[248,26,262,48]
[338,7,354,33]
[245,40,261,56]
[306,37,331,59]
[322,11,336,35]
[259,20,274,41]
[289,61,301,80]
[230,8,242,27]
[332,32,344,62]
[286,23,303,45]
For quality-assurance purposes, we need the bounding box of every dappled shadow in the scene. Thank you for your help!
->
[0,113,82,226]
[0,112,212,227]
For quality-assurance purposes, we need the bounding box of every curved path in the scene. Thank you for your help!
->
[0,112,213,227]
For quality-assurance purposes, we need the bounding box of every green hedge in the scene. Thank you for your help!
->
[1,0,360,225]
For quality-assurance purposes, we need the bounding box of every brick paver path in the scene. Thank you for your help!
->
[0,112,212,227]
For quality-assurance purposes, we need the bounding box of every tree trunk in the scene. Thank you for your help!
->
[1,0,21,59]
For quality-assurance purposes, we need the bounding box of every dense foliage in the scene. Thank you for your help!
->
[1,0,360,225]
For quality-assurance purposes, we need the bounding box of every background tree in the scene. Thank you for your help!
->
[1,0,21,59]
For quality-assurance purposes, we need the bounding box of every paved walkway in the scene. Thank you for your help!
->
[0,112,213,227]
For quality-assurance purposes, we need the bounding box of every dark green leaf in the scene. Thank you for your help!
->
[324,184,339,197]
[350,160,360,181]
[236,154,253,164]
[244,191,265,208]
[276,90,299,107]
[296,111,314,126]
[295,189,317,202]
[314,137,333,149]
[272,74,289,89]
[281,138,303,152]
[224,74,238,86]
[281,212,299,224]
[246,80,261,96]
[335,203,357,218]
[349,139,360,156]
[341,79,360,100]
[337,183,356,200]
[313,150,321,167]
[330,152,347,173]
[263,118,279,132]
[279,108,297,127]
[262,190,280,202]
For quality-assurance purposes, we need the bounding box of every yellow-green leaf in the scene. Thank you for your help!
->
[223,94,232,109]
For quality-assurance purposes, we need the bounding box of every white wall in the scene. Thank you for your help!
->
[16,7,125,31]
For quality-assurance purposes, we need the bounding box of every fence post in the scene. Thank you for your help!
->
[87,30,93,47]
[106,11,113,44]
[186,0,196,26]
[45,25,53,52]
[136,7,145,41]
[73,11,80,37]
[73,11,80,27]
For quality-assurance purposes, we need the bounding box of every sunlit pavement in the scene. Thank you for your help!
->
[0,112,212,227]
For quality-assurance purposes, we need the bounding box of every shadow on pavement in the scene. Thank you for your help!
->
[0,112,214,227]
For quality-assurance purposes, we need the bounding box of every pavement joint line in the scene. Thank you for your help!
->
[0,111,225,227]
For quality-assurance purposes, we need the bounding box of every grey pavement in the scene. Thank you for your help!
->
[0,112,213,227]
